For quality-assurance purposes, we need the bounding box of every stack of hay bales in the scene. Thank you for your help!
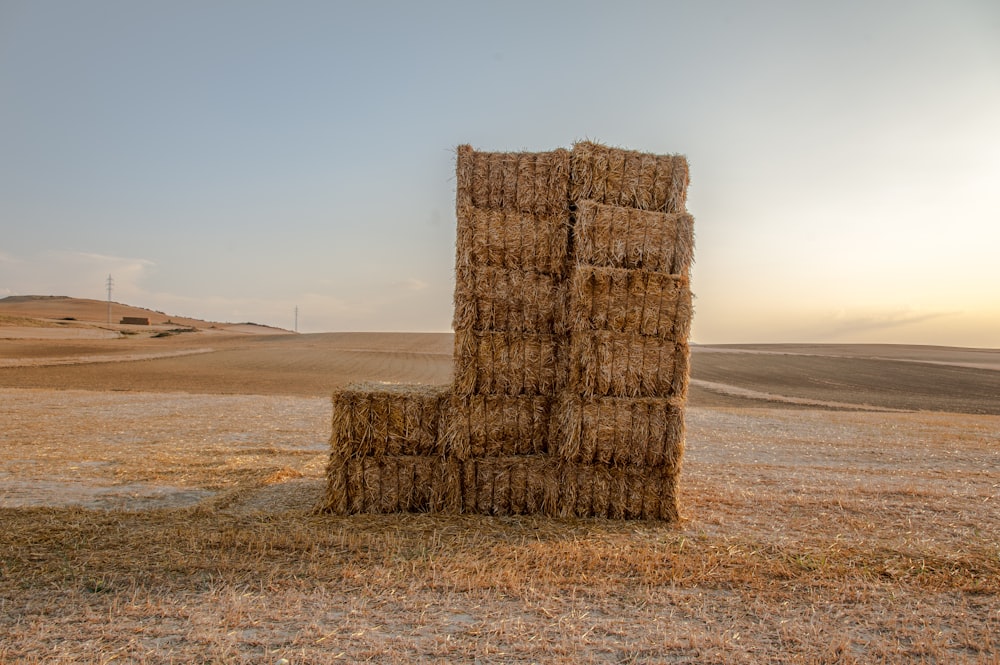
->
[443,146,572,515]
[550,142,695,521]
[321,141,694,520]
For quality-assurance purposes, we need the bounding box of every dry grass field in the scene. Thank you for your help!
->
[1,297,998,663]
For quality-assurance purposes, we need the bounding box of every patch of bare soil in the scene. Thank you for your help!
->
[1,384,998,662]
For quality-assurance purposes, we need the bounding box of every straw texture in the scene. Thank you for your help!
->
[456,455,558,516]
[567,266,692,341]
[324,455,458,515]
[570,141,689,213]
[550,395,686,469]
[566,333,690,398]
[574,200,694,274]
[441,394,552,459]
[454,206,569,275]
[453,331,563,397]
[554,461,680,520]
[456,145,571,215]
[330,383,450,459]
[453,266,566,334]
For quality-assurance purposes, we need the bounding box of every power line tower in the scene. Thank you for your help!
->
[106,274,113,325]
[295,305,299,333]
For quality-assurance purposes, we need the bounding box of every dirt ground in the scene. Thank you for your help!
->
[1,297,998,662]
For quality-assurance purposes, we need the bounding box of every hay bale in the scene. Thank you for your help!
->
[319,453,349,514]
[441,394,552,459]
[328,456,461,514]
[566,332,690,398]
[570,141,689,213]
[555,463,680,520]
[567,266,692,341]
[453,331,563,396]
[458,456,555,516]
[330,383,450,460]
[456,145,571,216]
[453,266,567,334]
[455,206,569,276]
[551,395,686,469]
[574,199,695,275]
[642,469,680,522]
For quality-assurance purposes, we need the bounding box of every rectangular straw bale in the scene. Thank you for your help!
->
[330,383,449,459]
[336,456,458,514]
[551,394,686,469]
[592,464,680,520]
[456,145,571,216]
[657,468,681,522]
[571,141,689,213]
[454,456,555,516]
[454,206,569,275]
[453,331,563,396]
[551,461,680,519]
[566,332,689,398]
[320,453,349,514]
[574,200,695,275]
[453,266,566,334]
[441,394,552,459]
[567,266,692,341]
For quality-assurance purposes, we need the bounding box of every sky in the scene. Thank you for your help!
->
[1,1,998,346]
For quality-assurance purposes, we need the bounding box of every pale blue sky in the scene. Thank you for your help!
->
[2,1,998,345]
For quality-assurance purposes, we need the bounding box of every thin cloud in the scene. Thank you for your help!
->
[395,278,429,292]
[822,309,959,338]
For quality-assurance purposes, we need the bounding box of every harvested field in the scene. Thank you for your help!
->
[690,344,1000,415]
[0,331,454,396]
[0,305,998,662]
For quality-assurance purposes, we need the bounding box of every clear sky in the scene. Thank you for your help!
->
[1,1,998,346]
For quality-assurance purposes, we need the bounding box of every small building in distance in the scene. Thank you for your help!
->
[120,316,150,325]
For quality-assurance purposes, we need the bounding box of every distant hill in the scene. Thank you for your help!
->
[0,295,292,335]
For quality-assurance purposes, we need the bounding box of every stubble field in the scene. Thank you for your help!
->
[1,298,998,663]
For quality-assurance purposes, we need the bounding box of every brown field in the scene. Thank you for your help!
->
[1,297,999,663]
